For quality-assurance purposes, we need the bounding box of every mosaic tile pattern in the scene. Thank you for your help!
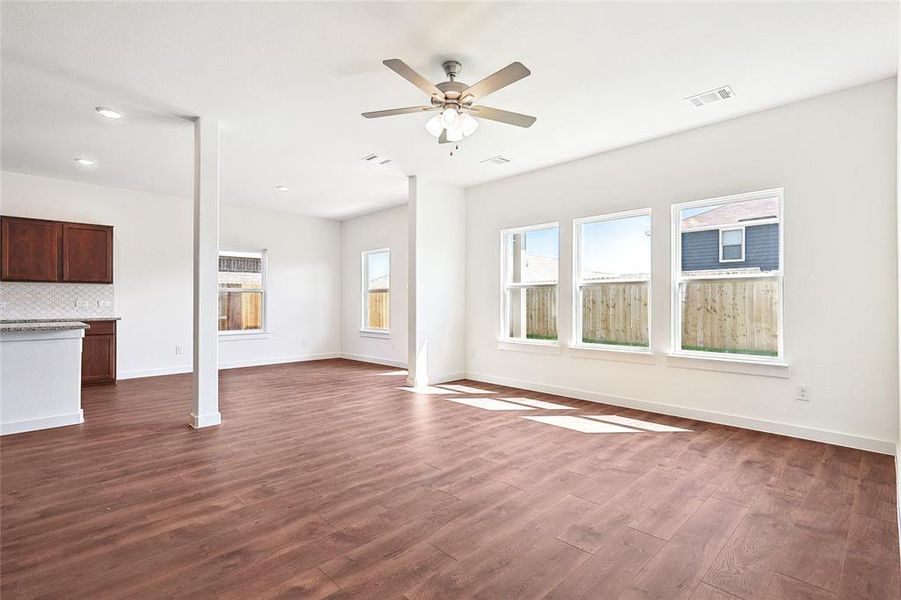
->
[0,282,115,320]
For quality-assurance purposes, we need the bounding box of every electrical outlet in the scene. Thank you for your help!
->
[175,345,183,355]
[301,338,308,346]
[796,385,810,402]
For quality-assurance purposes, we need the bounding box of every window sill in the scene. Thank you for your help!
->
[665,352,790,378]
[567,344,655,364]
[497,339,562,355]
[360,329,391,339]
[218,331,271,341]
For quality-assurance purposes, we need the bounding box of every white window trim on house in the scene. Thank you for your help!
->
[571,208,653,354]
[218,248,270,340]
[718,226,745,263]
[498,222,560,347]
[361,248,390,338]
[671,188,785,365]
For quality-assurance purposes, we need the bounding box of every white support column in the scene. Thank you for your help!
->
[407,175,467,388]
[190,117,221,429]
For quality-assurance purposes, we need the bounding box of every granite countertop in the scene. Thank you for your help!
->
[0,317,121,324]
[0,321,90,333]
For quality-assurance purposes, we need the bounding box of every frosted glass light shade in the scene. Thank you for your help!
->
[441,107,460,128]
[460,112,479,137]
[425,114,443,137]
[446,126,464,142]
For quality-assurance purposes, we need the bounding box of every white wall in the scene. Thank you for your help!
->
[409,176,466,385]
[466,79,898,453]
[0,171,342,377]
[340,205,408,367]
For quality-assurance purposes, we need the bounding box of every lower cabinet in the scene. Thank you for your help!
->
[82,320,116,385]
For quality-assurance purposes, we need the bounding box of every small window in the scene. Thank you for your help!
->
[500,223,559,343]
[218,250,265,332]
[674,189,782,360]
[719,228,744,262]
[362,249,390,331]
[574,209,651,350]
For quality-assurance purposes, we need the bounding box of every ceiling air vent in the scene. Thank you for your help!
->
[685,85,735,108]
[481,155,511,165]
[361,153,392,166]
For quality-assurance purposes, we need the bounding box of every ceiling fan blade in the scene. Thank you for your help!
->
[362,106,435,119]
[467,105,536,128]
[438,129,450,144]
[383,59,443,98]
[460,62,531,101]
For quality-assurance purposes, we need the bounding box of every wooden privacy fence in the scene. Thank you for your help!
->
[219,291,262,331]
[368,291,389,329]
[525,287,557,339]
[523,278,778,354]
[581,282,649,346]
[681,277,778,355]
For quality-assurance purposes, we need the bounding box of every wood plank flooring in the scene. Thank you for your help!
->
[1,358,898,599]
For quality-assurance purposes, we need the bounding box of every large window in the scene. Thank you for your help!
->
[500,223,559,343]
[218,250,265,332]
[574,209,651,350]
[362,249,390,332]
[674,189,783,360]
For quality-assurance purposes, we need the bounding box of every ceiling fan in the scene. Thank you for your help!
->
[362,59,536,145]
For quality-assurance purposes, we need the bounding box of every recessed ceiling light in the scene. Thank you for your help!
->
[74,158,96,166]
[95,106,124,120]
[275,185,289,192]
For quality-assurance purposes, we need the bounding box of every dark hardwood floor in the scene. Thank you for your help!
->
[1,358,898,599]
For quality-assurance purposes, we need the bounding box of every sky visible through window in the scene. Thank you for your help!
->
[581,214,650,277]
[523,228,559,258]
[367,251,389,284]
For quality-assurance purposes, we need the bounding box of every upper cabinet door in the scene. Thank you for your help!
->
[62,223,113,283]
[1,217,61,282]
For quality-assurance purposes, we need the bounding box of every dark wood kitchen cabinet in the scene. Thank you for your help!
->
[0,216,113,283]
[0,216,61,281]
[62,222,113,283]
[82,320,117,385]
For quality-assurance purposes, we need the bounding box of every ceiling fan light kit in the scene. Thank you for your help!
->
[362,58,536,152]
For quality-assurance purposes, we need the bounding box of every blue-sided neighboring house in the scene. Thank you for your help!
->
[681,198,779,273]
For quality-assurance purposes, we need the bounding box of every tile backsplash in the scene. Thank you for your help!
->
[0,282,115,320]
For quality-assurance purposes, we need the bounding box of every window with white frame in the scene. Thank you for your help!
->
[674,189,783,359]
[719,228,744,262]
[500,223,559,343]
[218,250,265,332]
[362,249,390,332]
[574,209,651,349]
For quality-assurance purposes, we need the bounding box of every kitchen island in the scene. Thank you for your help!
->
[0,321,88,435]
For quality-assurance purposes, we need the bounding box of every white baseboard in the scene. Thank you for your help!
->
[218,353,340,370]
[118,354,341,380]
[1,410,84,436]
[466,372,896,455]
[430,371,466,385]
[118,365,193,380]
[340,353,407,369]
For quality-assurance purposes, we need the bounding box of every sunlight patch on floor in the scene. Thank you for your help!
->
[377,370,408,376]
[501,397,576,410]
[439,384,496,394]
[584,415,692,432]
[522,415,641,433]
[447,397,537,411]
[399,386,459,394]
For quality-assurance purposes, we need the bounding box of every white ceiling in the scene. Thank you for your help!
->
[1,2,897,220]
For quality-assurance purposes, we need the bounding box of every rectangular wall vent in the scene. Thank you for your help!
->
[481,155,511,165]
[361,153,392,166]
[686,85,735,108]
